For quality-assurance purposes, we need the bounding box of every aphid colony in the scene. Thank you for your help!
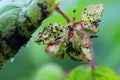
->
[81,4,103,34]
[35,4,103,62]
[35,23,65,44]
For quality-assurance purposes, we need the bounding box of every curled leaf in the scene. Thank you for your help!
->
[81,4,104,34]
[35,23,66,44]
[66,29,92,62]
[45,28,92,62]
[45,41,67,58]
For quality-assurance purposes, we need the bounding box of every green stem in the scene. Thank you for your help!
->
[89,51,96,80]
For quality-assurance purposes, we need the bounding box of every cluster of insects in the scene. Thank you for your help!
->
[34,4,104,62]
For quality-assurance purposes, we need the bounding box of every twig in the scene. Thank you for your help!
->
[55,6,72,22]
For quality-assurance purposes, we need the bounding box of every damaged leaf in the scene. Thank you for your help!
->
[81,4,104,34]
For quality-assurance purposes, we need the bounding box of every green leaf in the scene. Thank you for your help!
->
[65,65,120,80]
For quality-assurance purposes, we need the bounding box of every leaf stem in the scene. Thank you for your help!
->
[89,51,96,80]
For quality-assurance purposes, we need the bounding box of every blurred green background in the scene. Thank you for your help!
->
[0,0,120,80]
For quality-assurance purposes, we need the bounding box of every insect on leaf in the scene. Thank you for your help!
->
[45,29,92,62]
[66,29,92,62]
[35,23,66,44]
[81,4,104,34]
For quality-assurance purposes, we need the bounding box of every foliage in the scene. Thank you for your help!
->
[65,65,120,80]
[34,4,103,62]
[0,0,120,80]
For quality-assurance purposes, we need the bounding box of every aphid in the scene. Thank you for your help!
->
[35,23,66,44]
[81,4,104,34]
